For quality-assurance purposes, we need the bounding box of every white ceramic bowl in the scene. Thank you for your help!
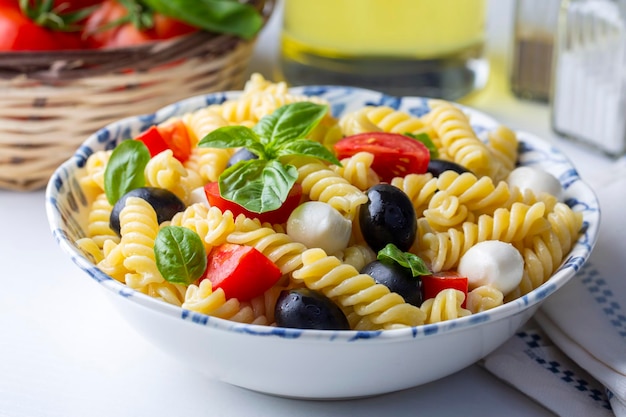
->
[45,86,601,399]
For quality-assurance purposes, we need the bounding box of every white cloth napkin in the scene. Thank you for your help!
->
[483,159,626,416]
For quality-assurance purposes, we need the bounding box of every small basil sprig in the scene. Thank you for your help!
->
[104,140,150,205]
[198,102,341,213]
[377,243,431,278]
[154,226,207,285]
[405,132,438,159]
[141,0,264,40]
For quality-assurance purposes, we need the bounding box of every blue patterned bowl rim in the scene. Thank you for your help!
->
[45,85,601,343]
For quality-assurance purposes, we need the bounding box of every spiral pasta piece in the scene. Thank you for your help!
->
[118,197,164,291]
[185,146,234,184]
[435,171,514,215]
[243,73,289,96]
[86,192,119,248]
[296,161,368,220]
[338,108,384,136]
[340,105,436,140]
[339,244,377,272]
[75,237,105,264]
[145,150,199,203]
[422,100,495,177]
[183,280,265,324]
[78,150,111,198]
[170,204,236,254]
[422,192,474,231]
[227,216,307,275]
[97,239,129,282]
[292,248,426,330]
[391,173,438,216]
[146,281,187,307]
[486,125,519,181]
[180,107,229,146]
[466,285,504,313]
[331,152,380,191]
[420,289,471,324]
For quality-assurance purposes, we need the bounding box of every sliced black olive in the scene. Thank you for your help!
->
[110,187,185,236]
[226,147,259,168]
[427,159,471,177]
[359,184,417,252]
[361,260,422,307]
[275,288,350,330]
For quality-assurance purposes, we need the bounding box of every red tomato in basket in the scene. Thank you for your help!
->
[204,181,303,225]
[421,271,469,308]
[83,0,197,49]
[334,132,430,183]
[201,243,283,302]
[135,120,192,162]
[0,3,83,51]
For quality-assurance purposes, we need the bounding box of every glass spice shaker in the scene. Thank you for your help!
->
[511,0,562,102]
[551,0,626,157]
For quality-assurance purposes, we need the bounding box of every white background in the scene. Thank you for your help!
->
[1,1,615,415]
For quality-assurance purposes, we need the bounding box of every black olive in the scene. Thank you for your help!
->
[361,261,422,307]
[359,184,417,252]
[110,187,186,236]
[275,288,350,330]
[427,159,471,177]
[226,147,259,168]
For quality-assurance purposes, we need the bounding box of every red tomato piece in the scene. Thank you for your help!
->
[135,121,191,162]
[0,6,65,51]
[334,132,430,182]
[157,120,192,163]
[204,181,303,225]
[135,126,169,158]
[421,271,469,308]
[201,243,282,302]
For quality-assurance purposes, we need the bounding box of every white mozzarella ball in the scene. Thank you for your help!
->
[457,240,524,296]
[188,186,210,206]
[506,166,564,201]
[287,201,352,256]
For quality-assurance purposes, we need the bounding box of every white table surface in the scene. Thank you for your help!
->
[0,1,616,416]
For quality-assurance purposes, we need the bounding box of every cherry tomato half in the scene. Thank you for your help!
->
[204,181,303,225]
[201,243,282,302]
[421,271,469,308]
[334,132,430,182]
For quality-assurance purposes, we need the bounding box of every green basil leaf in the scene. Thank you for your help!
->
[405,132,439,159]
[104,140,150,206]
[219,159,298,213]
[198,125,263,152]
[276,139,341,166]
[377,243,431,278]
[141,0,264,40]
[253,102,328,149]
[154,226,207,285]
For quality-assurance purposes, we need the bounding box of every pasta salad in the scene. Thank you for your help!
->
[74,74,583,331]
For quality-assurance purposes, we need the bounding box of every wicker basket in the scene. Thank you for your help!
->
[0,0,274,191]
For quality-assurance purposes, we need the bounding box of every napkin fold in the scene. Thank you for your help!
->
[484,159,626,416]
